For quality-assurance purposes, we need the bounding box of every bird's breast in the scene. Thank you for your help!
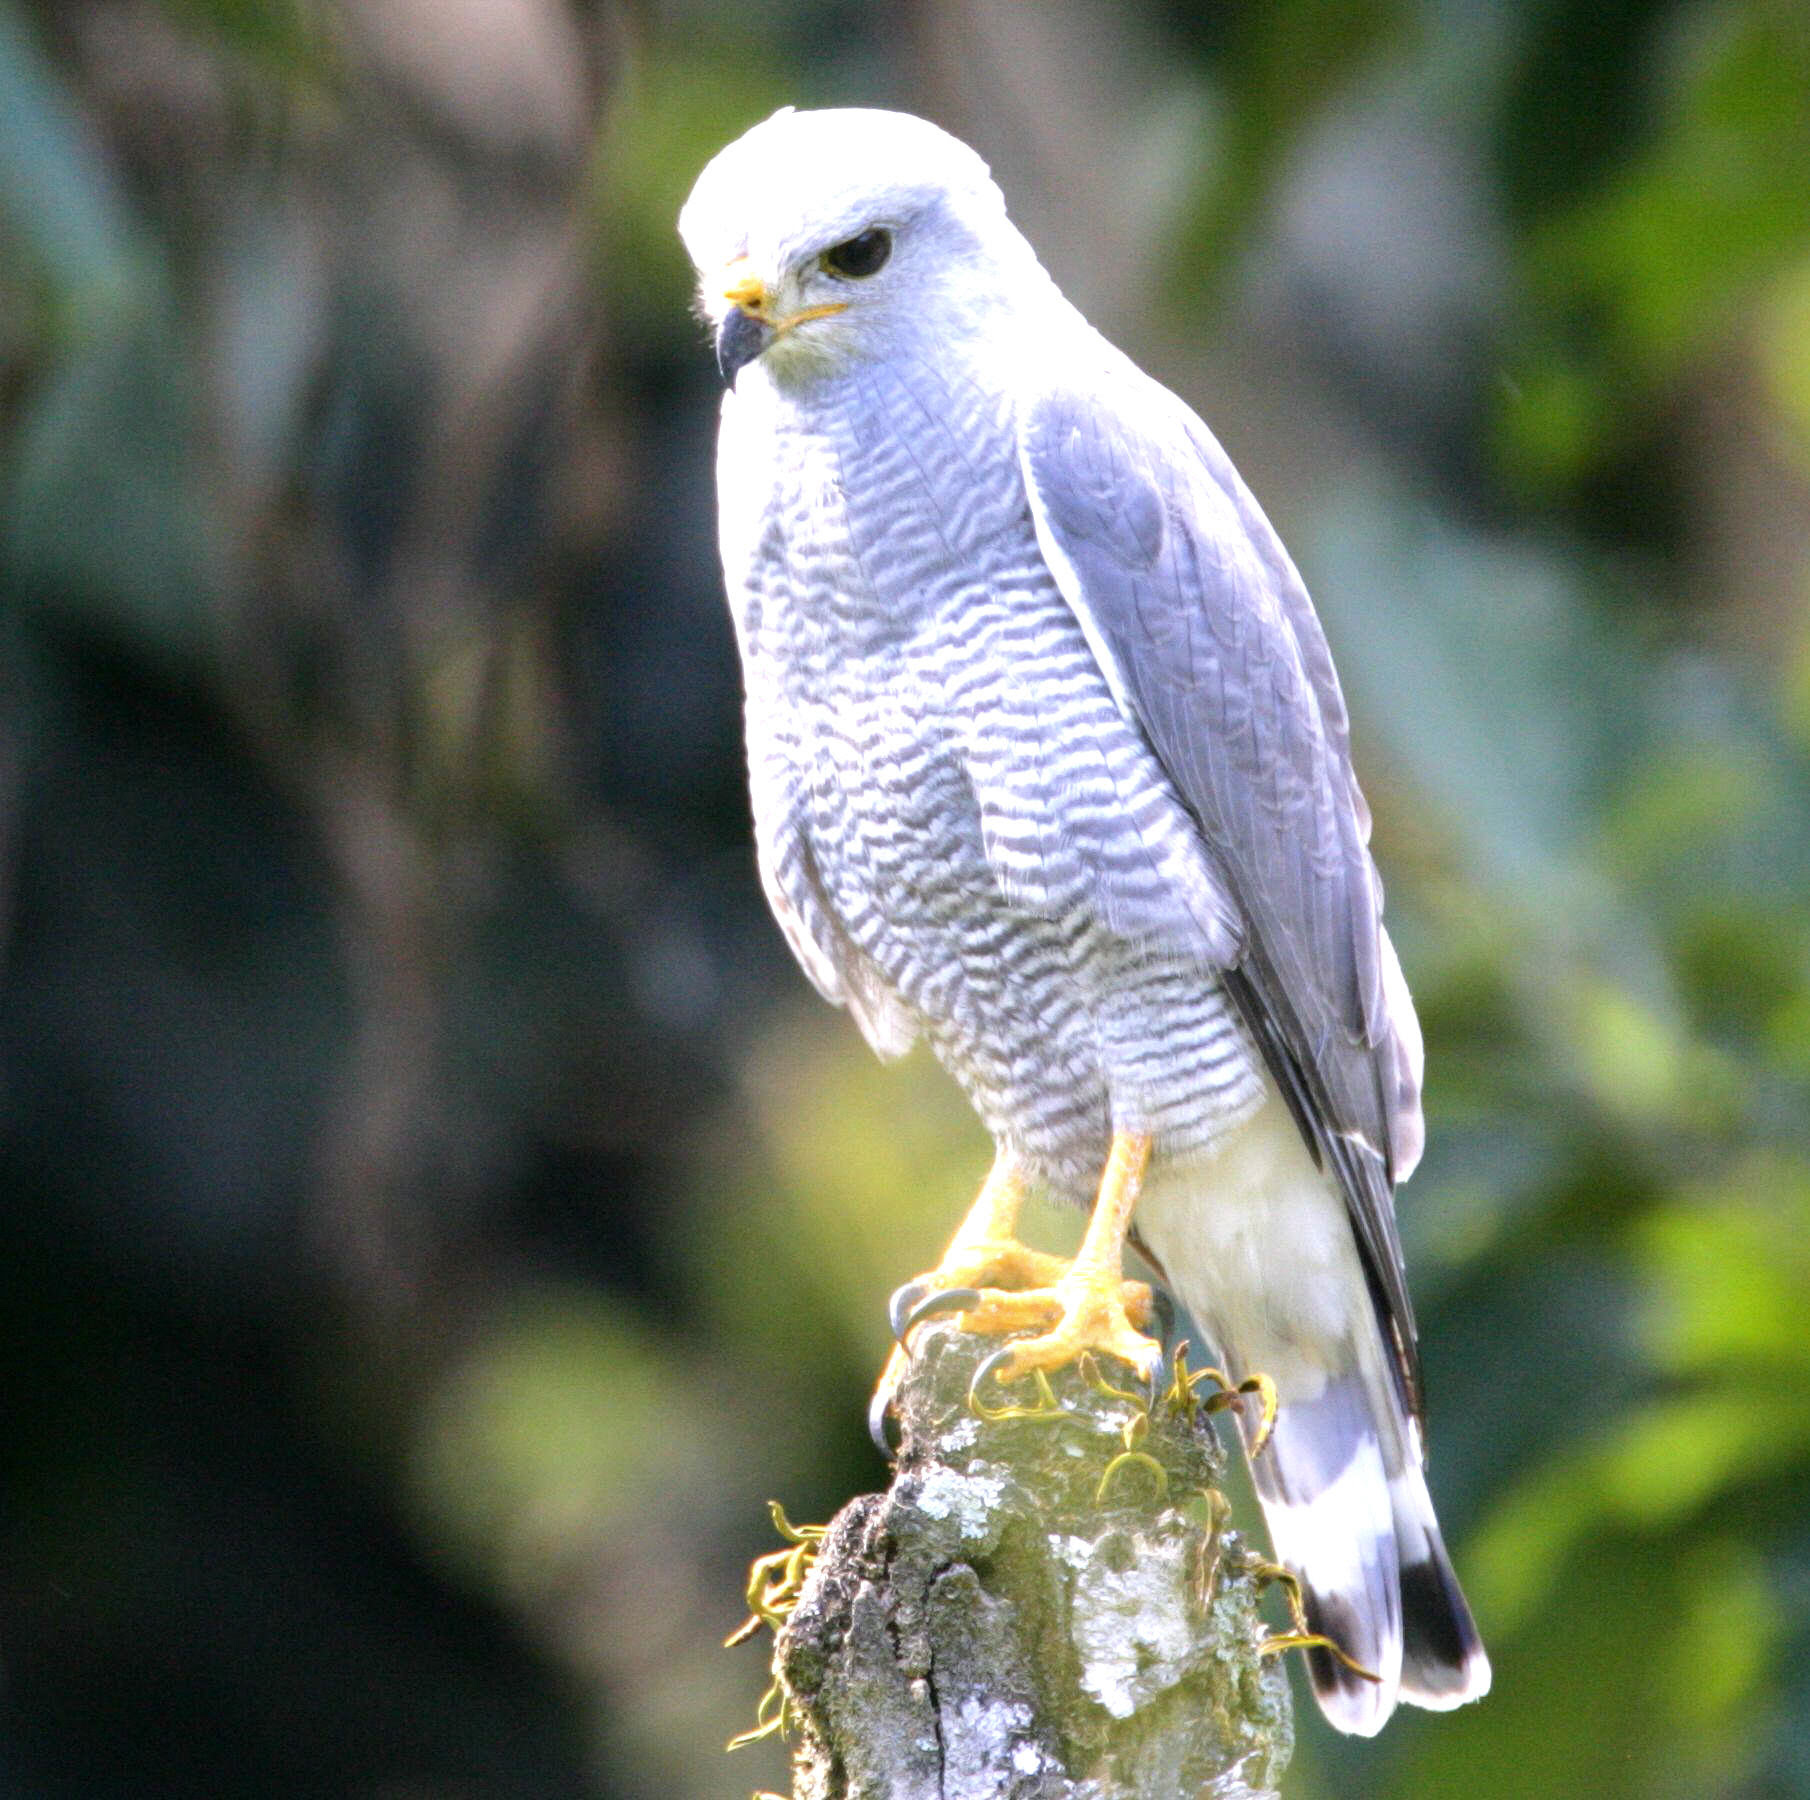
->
[721,352,1264,1170]
[732,359,1041,667]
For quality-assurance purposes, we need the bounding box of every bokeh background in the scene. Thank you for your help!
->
[3,0,1809,1795]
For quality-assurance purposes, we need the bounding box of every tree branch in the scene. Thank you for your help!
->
[766,1322,1294,1799]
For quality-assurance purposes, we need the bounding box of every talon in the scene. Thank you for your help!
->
[869,1342,909,1457]
[868,1375,899,1457]
[970,1343,1019,1406]
[898,1285,984,1341]
[873,1136,1160,1426]
[877,1156,1042,1352]
[1139,1343,1169,1414]
[888,1278,932,1344]
[1149,1284,1177,1347]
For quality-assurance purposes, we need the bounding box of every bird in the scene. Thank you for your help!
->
[679,105,1490,1736]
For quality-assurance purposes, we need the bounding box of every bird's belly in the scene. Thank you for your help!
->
[773,678,1265,1192]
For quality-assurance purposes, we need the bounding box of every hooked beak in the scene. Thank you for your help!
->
[711,257,847,385]
[716,305,771,384]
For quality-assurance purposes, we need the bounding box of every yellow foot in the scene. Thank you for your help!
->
[885,1237,1075,1342]
[889,1237,1156,1338]
[965,1261,1163,1390]
[869,1236,1073,1452]
[866,1247,1153,1452]
[868,1135,1162,1450]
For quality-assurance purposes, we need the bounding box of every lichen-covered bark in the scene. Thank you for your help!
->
[772,1324,1293,1799]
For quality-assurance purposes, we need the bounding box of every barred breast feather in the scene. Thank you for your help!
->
[718,349,1264,1175]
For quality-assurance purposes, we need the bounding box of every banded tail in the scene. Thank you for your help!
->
[1235,1348,1491,1733]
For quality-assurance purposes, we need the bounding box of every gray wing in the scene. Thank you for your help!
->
[1018,365,1426,1414]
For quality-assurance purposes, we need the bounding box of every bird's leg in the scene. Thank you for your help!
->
[887,1152,1056,1321]
[963,1130,1162,1386]
[868,1148,1150,1451]
[871,1155,1050,1448]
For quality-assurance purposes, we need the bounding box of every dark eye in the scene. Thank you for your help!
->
[821,227,893,279]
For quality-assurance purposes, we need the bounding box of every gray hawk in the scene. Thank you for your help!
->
[679,105,1490,1735]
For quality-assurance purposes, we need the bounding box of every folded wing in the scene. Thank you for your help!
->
[1016,359,1426,1417]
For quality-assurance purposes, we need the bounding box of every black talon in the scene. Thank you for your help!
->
[887,1279,932,1344]
[889,1279,985,1345]
[899,1285,982,1340]
[969,1343,1021,1403]
[868,1380,900,1458]
[1149,1286,1178,1350]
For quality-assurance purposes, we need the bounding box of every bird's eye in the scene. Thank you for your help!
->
[821,228,893,280]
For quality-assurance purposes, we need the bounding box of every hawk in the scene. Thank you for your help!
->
[679,106,1489,1735]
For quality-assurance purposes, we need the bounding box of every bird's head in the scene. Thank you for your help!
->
[678,107,1034,389]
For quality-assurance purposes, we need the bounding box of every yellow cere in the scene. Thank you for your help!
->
[720,258,769,314]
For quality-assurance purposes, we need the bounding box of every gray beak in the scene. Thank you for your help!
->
[716,306,771,384]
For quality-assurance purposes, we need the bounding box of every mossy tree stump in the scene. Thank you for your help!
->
[759,1321,1293,1799]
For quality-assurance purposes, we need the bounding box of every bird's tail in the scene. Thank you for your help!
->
[1229,1341,1491,1735]
[1134,1101,1490,1735]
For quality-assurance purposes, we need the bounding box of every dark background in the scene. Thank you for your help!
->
[3,1,1810,1795]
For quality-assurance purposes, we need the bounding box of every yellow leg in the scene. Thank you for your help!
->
[913,1153,1064,1291]
[964,1130,1162,1384]
[868,1143,1155,1447]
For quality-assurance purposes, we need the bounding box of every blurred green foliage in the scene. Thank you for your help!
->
[3,1,1809,1798]
[1503,0,1810,488]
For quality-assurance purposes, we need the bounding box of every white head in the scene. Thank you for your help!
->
[678,108,1042,388]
